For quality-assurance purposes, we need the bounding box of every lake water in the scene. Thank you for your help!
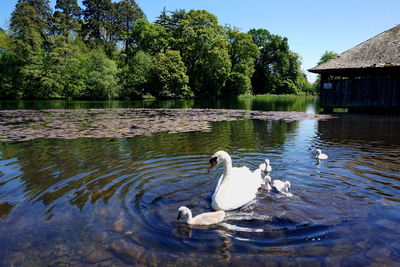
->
[0,97,399,266]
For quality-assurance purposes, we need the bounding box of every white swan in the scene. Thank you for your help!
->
[259,159,272,173]
[272,179,293,197]
[208,151,265,211]
[316,149,328,160]
[177,206,225,225]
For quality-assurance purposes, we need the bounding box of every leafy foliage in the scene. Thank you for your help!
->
[224,27,259,96]
[47,38,86,98]
[313,51,339,93]
[249,29,313,95]
[317,50,338,66]
[119,50,152,98]
[129,18,168,56]
[81,49,119,99]
[160,9,231,96]
[114,0,145,55]
[149,50,191,98]
[0,2,313,99]
[53,0,81,37]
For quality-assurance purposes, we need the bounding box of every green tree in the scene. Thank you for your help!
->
[155,8,186,34]
[82,49,120,99]
[223,27,259,96]
[249,28,307,95]
[114,0,145,56]
[0,30,21,97]
[10,0,54,98]
[81,0,116,55]
[317,50,338,65]
[149,50,191,98]
[313,50,338,93]
[0,28,10,52]
[129,18,169,56]
[46,38,86,98]
[11,0,53,39]
[164,9,231,96]
[275,51,302,94]
[119,50,152,98]
[53,0,81,38]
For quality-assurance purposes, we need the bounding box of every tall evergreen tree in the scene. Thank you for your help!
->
[11,0,52,39]
[114,0,145,56]
[155,8,186,34]
[81,0,112,45]
[53,0,81,38]
[10,0,54,98]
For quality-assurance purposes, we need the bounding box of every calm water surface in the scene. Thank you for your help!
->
[0,97,399,266]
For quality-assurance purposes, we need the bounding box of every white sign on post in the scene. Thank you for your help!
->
[323,82,332,89]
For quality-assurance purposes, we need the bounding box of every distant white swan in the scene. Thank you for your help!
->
[208,151,265,211]
[259,159,272,173]
[177,206,225,225]
[272,179,293,197]
[316,149,328,160]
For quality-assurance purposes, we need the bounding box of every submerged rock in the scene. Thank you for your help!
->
[109,239,145,264]
[84,249,113,264]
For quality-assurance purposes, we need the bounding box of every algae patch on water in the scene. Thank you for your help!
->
[0,108,334,142]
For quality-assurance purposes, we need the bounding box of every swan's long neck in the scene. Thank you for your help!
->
[222,155,233,178]
[215,154,233,195]
[185,210,193,224]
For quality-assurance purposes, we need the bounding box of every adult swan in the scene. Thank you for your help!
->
[208,151,265,211]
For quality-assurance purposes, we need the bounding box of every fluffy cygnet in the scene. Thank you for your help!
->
[177,206,225,225]
[272,179,293,197]
[259,159,272,173]
[263,174,272,191]
[316,149,328,160]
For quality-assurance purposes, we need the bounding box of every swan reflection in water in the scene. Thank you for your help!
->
[175,209,274,262]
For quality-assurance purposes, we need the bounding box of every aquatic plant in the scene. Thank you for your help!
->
[0,108,333,142]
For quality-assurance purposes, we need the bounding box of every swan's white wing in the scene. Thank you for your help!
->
[272,180,294,197]
[214,166,264,210]
[212,174,224,198]
[272,180,285,192]
[191,210,225,225]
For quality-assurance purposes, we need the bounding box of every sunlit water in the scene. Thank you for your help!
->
[0,98,399,266]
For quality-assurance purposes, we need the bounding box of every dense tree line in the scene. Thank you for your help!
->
[0,0,314,100]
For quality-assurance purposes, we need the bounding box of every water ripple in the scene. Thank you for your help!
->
[0,114,400,265]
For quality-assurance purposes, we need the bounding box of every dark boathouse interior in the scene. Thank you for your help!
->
[309,25,400,112]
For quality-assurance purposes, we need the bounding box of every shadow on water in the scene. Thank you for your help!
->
[0,99,399,265]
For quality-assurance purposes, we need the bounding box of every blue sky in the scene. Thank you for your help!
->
[1,0,399,82]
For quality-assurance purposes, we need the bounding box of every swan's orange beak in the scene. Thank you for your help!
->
[208,157,217,173]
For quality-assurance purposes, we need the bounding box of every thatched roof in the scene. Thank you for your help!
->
[309,25,400,74]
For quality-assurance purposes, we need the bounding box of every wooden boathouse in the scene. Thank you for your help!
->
[309,25,400,112]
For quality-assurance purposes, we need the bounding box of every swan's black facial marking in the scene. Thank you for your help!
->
[208,157,218,172]
[209,157,217,165]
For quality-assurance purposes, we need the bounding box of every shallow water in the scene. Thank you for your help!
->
[0,99,399,266]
